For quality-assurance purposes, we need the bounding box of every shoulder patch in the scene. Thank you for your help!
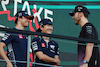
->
[32,41,38,51]
[2,33,10,41]
[50,45,55,50]
[86,26,92,34]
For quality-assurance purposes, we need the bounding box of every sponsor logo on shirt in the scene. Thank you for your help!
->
[50,45,55,50]
[18,34,23,39]
[2,33,10,41]
[41,43,46,47]
[32,42,38,51]
[50,45,55,53]
[86,26,92,34]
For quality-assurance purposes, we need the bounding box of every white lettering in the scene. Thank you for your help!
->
[22,1,31,15]
[45,9,53,22]
[2,33,10,41]
[34,5,43,22]
[32,42,38,51]
[14,0,22,15]
[1,1,53,23]
[1,0,9,11]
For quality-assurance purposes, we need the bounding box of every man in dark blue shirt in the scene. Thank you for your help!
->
[31,19,60,67]
[0,11,34,67]
[69,5,99,67]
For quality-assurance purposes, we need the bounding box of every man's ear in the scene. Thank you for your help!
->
[17,17,22,20]
[80,12,84,17]
[40,26,43,31]
[17,17,22,23]
[17,17,20,20]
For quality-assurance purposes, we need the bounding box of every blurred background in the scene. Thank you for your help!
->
[0,0,100,67]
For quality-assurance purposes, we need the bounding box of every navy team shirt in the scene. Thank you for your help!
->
[1,28,28,67]
[78,23,99,67]
[31,36,59,67]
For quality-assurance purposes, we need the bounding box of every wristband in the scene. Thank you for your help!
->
[83,60,88,64]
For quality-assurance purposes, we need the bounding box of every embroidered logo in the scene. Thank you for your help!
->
[77,7,83,11]
[41,43,46,47]
[50,45,55,50]
[18,34,23,39]
[86,26,92,34]
[32,42,38,51]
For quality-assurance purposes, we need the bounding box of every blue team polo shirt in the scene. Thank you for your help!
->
[1,28,28,67]
[31,36,59,67]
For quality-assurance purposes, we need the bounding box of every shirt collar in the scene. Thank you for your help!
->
[38,36,53,42]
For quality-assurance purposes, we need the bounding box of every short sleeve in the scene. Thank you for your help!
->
[55,42,59,55]
[31,38,42,53]
[1,33,15,45]
[85,25,94,39]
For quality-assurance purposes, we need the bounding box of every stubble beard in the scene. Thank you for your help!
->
[75,16,80,25]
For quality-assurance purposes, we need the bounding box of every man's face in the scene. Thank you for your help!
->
[19,16,30,27]
[40,24,53,34]
[72,12,80,25]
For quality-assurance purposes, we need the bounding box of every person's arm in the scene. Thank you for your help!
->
[0,42,13,67]
[80,43,94,67]
[80,25,96,67]
[54,42,60,65]
[84,43,94,62]
[54,55,60,66]
[35,51,60,65]
[31,39,60,65]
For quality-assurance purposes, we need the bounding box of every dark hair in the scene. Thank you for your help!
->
[15,18,18,24]
[36,25,45,32]
[15,16,22,24]
[83,13,89,18]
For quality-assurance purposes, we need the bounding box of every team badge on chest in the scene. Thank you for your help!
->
[50,45,55,50]
[18,34,23,39]
[41,43,46,47]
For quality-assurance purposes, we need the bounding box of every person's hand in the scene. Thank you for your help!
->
[54,59,60,66]
[80,63,88,67]
[6,61,13,67]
